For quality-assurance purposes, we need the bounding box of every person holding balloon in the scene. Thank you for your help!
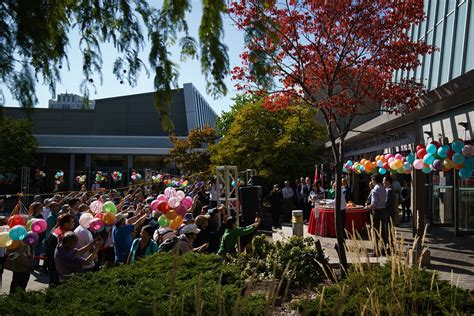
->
[54,232,103,281]
[112,210,147,265]
[4,240,33,293]
[74,213,97,272]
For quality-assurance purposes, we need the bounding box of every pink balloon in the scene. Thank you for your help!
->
[385,154,394,161]
[413,159,424,170]
[181,196,193,209]
[176,204,187,216]
[89,218,104,232]
[31,219,47,234]
[157,194,167,201]
[395,153,403,160]
[176,190,185,201]
[388,157,395,164]
[150,199,160,211]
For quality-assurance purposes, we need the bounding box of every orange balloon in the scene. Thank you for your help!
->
[169,215,183,230]
[6,240,21,250]
[102,212,116,225]
[166,210,177,221]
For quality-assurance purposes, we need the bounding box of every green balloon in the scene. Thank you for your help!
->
[158,215,169,227]
[102,201,117,214]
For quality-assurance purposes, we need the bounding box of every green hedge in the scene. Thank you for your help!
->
[291,263,474,315]
[0,253,266,316]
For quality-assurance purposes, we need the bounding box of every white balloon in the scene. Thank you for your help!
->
[176,190,185,201]
[168,197,180,209]
[90,200,103,214]
[79,213,94,229]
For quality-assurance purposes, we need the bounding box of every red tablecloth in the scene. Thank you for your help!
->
[308,206,369,237]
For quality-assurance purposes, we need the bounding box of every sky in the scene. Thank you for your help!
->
[2,1,245,116]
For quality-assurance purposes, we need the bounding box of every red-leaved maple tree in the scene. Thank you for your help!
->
[229,0,434,271]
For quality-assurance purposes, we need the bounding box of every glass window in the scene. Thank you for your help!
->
[423,31,434,87]
[431,171,454,225]
[458,174,474,232]
[429,25,443,90]
[436,0,446,25]
[465,0,474,72]
[452,1,467,79]
[427,0,437,30]
[440,14,455,85]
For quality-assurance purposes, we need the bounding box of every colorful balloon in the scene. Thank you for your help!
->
[459,168,473,179]
[175,190,186,201]
[23,232,39,246]
[169,215,183,230]
[158,215,169,227]
[79,213,94,229]
[423,154,435,165]
[90,200,103,214]
[432,159,443,171]
[176,205,187,216]
[0,231,11,247]
[426,144,437,154]
[102,201,117,214]
[452,153,465,165]
[346,160,353,166]
[403,162,412,170]
[451,140,465,153]
[31,219,47,234]
[181,196,193,209]
[9,225,27,241]
[421,166,432,174]
[443,159,454,170]
[464,157,474,170]
[417,149,427,159]
[165,210,177,221]
[102,212,116,225]
[8,215,25,228]
[158,200,170,213]
[150,199,160,211]
[89,218,105,232]
[378,168,387,175]
[168,197,181,209]
[406,154,415,164]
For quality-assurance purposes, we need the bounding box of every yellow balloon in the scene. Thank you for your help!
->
[6,239,21,250]
[169,215,183,230]
[0,232,11,247]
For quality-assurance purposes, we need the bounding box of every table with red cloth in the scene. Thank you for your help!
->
[308,205,369,237]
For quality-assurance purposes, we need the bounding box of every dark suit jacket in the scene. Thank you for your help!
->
[385,187,396,219]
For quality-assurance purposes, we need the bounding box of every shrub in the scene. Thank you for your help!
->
[0,253,266,316]
[231,235,327,290]
[291,263,474,315]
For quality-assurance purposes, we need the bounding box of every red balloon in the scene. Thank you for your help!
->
[95,213,103,219]
[417,149,427,159]
[383,162,389,170]
[157,200,170,213]
[8,215,25,228]
[416,144,426,152]
[430,141,441,148]
[447,149,454,159]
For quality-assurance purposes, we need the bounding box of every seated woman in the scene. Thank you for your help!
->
[127,225,158,264]
[54,232,102,281]
[217,216,260,257]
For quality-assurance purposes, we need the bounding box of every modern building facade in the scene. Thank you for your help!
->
[343,0,474,235]
[3,83,217,192]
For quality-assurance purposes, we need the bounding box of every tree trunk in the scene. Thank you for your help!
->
[332,141,348,276]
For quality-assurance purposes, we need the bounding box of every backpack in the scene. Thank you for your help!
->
[157,236,179,253]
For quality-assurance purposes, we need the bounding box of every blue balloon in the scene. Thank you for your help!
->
[9,225,27,241]
[423,154,435,165]
[360,165,365,172]
[464,157,474,170]
[406,154,415,164]
[426,144,437,154]
[451,140,465,153]
[437,145,449,158]
[346,160,353,166]
[452,153,465,165]
[342,166,348,173]
[421,166,432,174]
[459,168,473,179]
[378,168,387,175]
[403,162,412,170]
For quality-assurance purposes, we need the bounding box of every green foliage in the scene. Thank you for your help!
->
[291,264,474,315]
[0,253,266,316]
[232,235,327,290]
[212,96,327,184]
[0,118,37,172]
[167,126,218,176]
[215,94,256,137]
[0,1,228,129]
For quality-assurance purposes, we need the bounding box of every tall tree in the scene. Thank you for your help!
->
[0,0,228,130]
[168,126,218,176]
[212,96,326,185]
[0,118,37,172]
[215,94,255,137]
[229,0,434,272]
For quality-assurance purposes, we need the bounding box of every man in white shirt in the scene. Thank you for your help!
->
[74,214,96,272]
[282,180,294,221]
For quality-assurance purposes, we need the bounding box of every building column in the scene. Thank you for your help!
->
[86,154,92,189]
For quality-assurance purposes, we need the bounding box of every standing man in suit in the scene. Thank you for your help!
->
[303,177,312,221]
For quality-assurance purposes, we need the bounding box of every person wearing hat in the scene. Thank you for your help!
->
[217,215,261,257]
[174,224,208,254]
[177,213,195,235]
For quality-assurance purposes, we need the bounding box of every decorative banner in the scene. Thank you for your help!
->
[343,140,473,179]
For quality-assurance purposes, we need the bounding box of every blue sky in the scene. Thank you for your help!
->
[2,1,244,115]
